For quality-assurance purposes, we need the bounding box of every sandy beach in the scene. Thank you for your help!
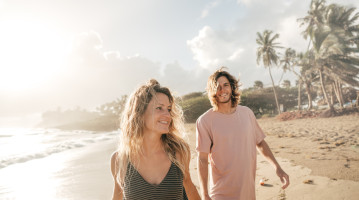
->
[1,114,358,200]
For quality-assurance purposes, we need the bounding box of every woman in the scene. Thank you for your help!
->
[111,79,200,200]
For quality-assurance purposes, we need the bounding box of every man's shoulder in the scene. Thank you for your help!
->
[237,105,256,120]
[197,108,214,123]
[236,105,252,113]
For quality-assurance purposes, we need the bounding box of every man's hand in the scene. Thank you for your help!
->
[202,193,212,200]
[276,167,290,189]
[256,140,290,189]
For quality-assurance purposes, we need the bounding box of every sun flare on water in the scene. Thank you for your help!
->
[0,19,68,92]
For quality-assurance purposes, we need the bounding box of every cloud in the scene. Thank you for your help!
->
[104,51,121,60]
[0,30,214,119]
[236,0,260,6]
[187,0,311,89]
[161,62,211,95]
[68,31,105,67]
[278,16,307,52]
[187,26,244,70]
[200,1,220,19]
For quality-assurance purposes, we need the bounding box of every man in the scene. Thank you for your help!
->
[196,67,289,200]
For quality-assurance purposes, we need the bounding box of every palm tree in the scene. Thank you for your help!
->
[280,48,302,109]
[299,1,359,111]
[325,4,359,48]
[279,48,296,85]
[323,4,359,108]
[297,51,317,110]
[298,0,327,50]
[256,30,282,114]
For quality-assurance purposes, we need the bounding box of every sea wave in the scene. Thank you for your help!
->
[0,134,115,169]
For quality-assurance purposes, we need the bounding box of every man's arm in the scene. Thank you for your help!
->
[197,152,212,200]
[256,140,290,189]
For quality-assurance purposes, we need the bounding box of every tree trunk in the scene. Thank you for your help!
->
[338,82,344,107]
[298,80,301,110]
[330,86,334,105]
[332,80,343,109]
[305,82,313,110]
[319,69,333,111]
[268,67,281,114]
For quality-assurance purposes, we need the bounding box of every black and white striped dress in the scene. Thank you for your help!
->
[123,162,188,200]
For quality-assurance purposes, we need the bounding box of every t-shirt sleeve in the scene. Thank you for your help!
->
[196,117,212,153]
[248,108,266,144]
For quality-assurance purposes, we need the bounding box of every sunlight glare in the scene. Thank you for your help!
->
[0,19,69,92]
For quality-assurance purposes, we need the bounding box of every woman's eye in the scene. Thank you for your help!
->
[168,109,172,112]
[156,107,162,110]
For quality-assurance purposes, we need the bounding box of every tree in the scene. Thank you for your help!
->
[282,80,291,88]
[323,4,359,108]
[97,95,128,117]
[298,1,359,111]
[298,0,327,50]
[256,30,282,114]
[296,51,318,110]
[253,80,264,89]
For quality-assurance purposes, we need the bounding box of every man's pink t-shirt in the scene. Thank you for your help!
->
[196,105,266,200]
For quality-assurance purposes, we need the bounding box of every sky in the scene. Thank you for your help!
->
[0,0,358,127]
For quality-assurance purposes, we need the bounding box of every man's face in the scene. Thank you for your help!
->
[215,76,232,104]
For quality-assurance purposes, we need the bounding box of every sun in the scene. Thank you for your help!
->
[0,19,68,92]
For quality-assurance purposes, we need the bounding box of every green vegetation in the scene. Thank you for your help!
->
[178,92,211,123]
[38,96,127,131]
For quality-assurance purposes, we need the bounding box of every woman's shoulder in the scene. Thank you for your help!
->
[111,151,119,163]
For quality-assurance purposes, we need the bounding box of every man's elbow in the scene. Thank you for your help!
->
[197,152,209,167]
[256,140,263,147]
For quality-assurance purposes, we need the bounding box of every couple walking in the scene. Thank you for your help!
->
[111,67,289,200]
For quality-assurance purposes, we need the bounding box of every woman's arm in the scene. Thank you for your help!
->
[111,152,123,200]
[183,152,201,200]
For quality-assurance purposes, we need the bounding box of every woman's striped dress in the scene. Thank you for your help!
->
[123,162,188,200]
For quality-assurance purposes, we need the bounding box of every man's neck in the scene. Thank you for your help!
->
[215,102,236,114]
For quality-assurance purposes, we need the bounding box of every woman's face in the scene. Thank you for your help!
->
[143,92,172,135]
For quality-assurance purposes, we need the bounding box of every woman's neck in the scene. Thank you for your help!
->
[141,131,163,157]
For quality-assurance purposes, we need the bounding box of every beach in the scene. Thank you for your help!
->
[1,114,358,199]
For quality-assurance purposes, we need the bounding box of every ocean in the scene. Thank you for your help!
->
[0,128,117,200]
